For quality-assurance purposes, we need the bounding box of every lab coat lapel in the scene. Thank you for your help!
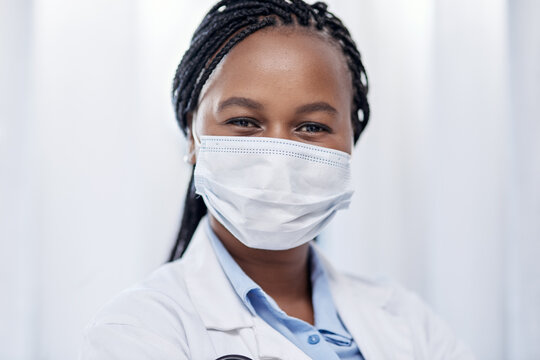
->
[252,316,313,360]
[316,249,416,360]
[183,223,254,331]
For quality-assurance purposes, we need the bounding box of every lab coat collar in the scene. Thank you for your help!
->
[182,220,254,331]
[312,244,393,308]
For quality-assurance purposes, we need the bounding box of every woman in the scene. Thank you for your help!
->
[81,1,475,359]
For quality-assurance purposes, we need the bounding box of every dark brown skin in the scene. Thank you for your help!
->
[187,28,354,325]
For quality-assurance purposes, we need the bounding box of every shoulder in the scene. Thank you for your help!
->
[334,269,441,321]
[338,272,476,359]
[81,261,194,359]
[341,272,431,316]
[336,271,433,317]
[89,260,193,327]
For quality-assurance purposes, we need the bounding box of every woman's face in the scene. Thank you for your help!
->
[189,28,354,160]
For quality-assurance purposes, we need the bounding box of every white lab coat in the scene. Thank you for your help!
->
[81,221,475,360]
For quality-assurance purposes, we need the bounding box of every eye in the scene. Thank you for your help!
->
[297,122,331,134]
[225,117,259,128]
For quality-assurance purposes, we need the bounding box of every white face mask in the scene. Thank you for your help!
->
[193,135,354,250]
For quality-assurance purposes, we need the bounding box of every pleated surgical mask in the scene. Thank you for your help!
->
[192,134,354,250]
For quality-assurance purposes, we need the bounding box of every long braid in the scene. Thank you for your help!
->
[168,167,206,261]
[169,0,370,261]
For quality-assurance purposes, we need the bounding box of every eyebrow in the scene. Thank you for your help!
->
[295,102,338,115]
[218,97,263,112]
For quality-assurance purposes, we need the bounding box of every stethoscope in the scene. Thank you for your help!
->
[216,356,252,360]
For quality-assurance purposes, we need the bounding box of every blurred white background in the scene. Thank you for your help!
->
[1,0,538,359]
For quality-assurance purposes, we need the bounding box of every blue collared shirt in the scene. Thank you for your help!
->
[205,219,364,360]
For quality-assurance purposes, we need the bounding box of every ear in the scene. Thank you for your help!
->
[185,113,197,165]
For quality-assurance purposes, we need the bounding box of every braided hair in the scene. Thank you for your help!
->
[169,0,370,261]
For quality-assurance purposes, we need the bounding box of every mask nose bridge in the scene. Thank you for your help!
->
[261,139,297,193]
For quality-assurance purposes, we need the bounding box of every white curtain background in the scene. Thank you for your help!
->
[1,0,538,359]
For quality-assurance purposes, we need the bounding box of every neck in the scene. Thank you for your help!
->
[209,216,314,323]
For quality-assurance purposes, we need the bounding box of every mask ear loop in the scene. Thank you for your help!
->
[191,116,201,147]
[184,117,201,164]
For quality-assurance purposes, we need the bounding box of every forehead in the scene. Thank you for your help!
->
[198,27,352,108]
